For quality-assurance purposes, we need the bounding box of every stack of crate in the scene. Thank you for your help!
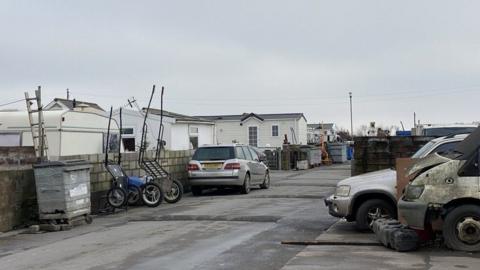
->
[352,136,434,176]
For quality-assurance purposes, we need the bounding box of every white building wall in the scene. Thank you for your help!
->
[196,124,215,147]
[0,110,120,157]
[215,121,245,145]
[171,124,190,150]
[297,118,308,145]
[113,109,175,151]
[213,117,306,148]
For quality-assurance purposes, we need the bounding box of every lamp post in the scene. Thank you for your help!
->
[349,92,353,139]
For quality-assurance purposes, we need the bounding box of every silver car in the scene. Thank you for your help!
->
[188,144,270,196]
[325,134,468,231]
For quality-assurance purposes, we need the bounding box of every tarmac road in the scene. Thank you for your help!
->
[0,165,349,270]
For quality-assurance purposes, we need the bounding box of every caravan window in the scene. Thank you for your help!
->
[0,133,21,146]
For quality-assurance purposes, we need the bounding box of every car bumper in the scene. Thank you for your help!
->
[189,176,243,186]
[398,198,428,230]
[324,194,351,218]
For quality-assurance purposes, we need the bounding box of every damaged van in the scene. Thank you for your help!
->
[399,127,480,251]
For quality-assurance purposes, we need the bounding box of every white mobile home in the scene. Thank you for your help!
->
[197,113,308,148]
[148,109,216,150]
[113,108,216,151]
[112,108,175,152]
[0,110,119,158]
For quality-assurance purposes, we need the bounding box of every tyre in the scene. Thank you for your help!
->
[191,186,202,196]
[84,214,93,225]
[164,179,184,204]
[107,187,127,208]
[443,204,480,252]
[127,185,142,206]
[240,173,251,194]
[355,199,396,231]
[141,183,163,207]
[260,171,270,189]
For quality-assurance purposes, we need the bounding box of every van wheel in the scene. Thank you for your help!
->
[240,173,251,194]
[355,199,396,231]
[260,171,270,189]
[443,204,480,252]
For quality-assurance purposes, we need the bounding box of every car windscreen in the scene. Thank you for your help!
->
[192,147,235,161]
[424,127,477,137]
[411,141,435,158]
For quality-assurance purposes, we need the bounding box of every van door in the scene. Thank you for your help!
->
[457,149,480,197]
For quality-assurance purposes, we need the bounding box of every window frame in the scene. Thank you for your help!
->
[248,126,259,147]
[271,125,279,137]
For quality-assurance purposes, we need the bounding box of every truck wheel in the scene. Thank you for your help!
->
[443,204,480,252]
[355,199,396,231]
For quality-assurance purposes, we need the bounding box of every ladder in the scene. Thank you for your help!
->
[25,86,49,160]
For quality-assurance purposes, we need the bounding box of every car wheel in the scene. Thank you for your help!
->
[355,199,396,231]
[443,204,480,252]
[260,171,270,189]
[191,186,203,196]
[240,173,251,194]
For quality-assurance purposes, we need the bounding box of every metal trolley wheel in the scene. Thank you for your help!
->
[107,187,127,208]
[164,179,184,204]
[142,182,164,207]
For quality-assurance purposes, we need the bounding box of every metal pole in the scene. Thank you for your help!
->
[155,86,165,160]
[105,107,113,166]
[36,86,45,161]
[139,85,155,164]
[349,92,353,138]
[118,108,123,165]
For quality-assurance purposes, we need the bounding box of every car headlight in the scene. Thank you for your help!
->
[335,185,351,197]
[404,184,425,200]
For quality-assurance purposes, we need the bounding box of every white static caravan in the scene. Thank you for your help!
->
[0,110,120,158]
[112,108,175,152]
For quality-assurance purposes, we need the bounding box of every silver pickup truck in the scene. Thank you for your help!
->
[325,134,468,231]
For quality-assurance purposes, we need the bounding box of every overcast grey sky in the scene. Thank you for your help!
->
[1,0,479,130]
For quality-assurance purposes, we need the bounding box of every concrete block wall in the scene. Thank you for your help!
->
[59,150,194,213]
[0,147,194,231]
[0,147,37,170]
[0,170,37,232]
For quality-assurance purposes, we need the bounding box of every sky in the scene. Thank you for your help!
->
[1,0,479,132]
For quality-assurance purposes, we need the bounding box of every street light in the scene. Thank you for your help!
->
[349,92,353,139]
